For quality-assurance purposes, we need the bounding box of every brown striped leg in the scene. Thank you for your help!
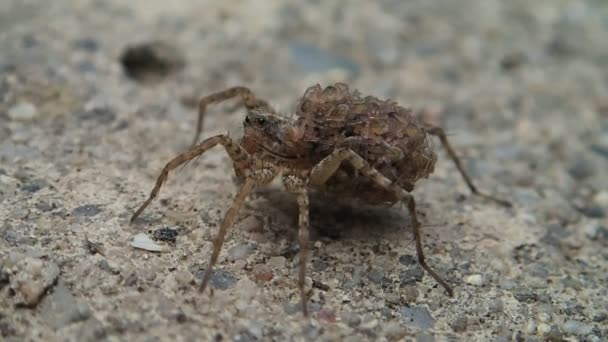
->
[192,86,276,147]
[310,148,454,296]
[282,173,311,316]
[130,134,251,222]
[199,166,278,294]
[424,125,512,207]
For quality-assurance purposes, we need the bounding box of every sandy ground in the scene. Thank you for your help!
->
[1,0,607,341]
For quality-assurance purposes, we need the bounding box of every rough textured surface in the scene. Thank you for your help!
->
[0,0,607,340]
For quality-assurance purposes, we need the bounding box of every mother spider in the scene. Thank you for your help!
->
[130,83,510,316]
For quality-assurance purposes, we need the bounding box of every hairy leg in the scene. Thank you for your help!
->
[192,86,276,146]
[130,134,251,222]
[424,125,512,207]
[310,148,454,296]
[199,166,279,293]
[282,173,311,316]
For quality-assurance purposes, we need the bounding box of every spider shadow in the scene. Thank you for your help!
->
[253,187,411,244]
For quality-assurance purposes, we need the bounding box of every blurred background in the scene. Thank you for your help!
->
[1,1,607,341]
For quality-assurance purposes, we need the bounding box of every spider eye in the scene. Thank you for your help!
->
[256,117,266,125]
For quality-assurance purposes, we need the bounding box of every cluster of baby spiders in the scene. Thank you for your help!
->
[130,83,511,316]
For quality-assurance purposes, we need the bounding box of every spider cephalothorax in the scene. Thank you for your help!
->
[130,83,510,316]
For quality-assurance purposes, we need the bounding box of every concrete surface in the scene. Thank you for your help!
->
[1,0,607,341]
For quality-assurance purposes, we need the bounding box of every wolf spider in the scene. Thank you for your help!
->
[130,83,510,316]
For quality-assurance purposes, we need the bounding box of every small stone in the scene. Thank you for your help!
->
[562,320,593,336]
[152,227,178,243]
[120,41,185,82]
[72,204,101,217]
[8,101,39,121]
[402,285,419,303]
[252,264,273,282]
[400,306,434,330]
[10,257,60,306]
[488,299,504,314]
[131,233,163,252]
[512,287,538,303]
[342,312,361,327]
[537,323,551,335]
[77,107,116,125]
[193,269,237,290]
[399,267,424,285]
[451,316,468,332]
[367,268,385,285]
[226,243,255,261]
[465,274,484,286]
[383,321,406,340]
[267,256,286,270]
[577,205,606,218]
[317,309,336,323]
[543,325,563,342]
[593,191,608,206]
[525,319,536,334]
[360,315,379,330]
[592,312,607,322]
[399,255,416,266]
[174,270,194,287]
[568,158,595,180]
[40,281,91,329]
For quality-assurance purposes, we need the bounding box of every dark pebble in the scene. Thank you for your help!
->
[576,205,606,218]
[152,228,178,243]
[590,144,608,160]
[367,268,385,285]
[512,287,538,303]
[0,269,9,288]
[233,329,258,342]
[77,107,116,125]
[541,224,571,247]
[400,267,424,285]
[568,158,595,180]
[399,254,417,266]
[120,41,185,82]
[592,312,607,322]
[123,273,138,287]
[302,324,322,340]
[72,204,101,217]
[544,325,563,342]
[500,52,526,71]
[192,269,237,290]
[451,315,468,332]
[22,179,46,193]
[36,201,57,212]
[512,243,543,263]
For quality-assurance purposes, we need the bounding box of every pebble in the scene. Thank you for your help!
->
[537,323,551,335]
[226,243,255,261]
[120,40,185,82]
[341,312,361,327]
[465,274,484,286]
[593,191,608,206]
[40,281,91,329]
[400,306,434,330]
[152,228,178,243]
[267,256,286,271]
[8,101,39,121]
[562,319,593,336]
[252,264,273,282]
[131,233,163,252]
[451,316,468,332]
[0,174,20,199]
[383,321,406,340]
[173,270,194,287]
[72,204,101,217]
[9,257,60,306]
[192,269,237,290]
[543,325,563,342]
[367,268,385,285]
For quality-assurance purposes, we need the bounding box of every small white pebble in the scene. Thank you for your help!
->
[593,191,608,206]
[8,101,39,121]
[131,233,163,252]
[563,320,593,336]
[465,274,484,286]
[538,312,551,323]
[525,320,536,334]
[537,323,551,335]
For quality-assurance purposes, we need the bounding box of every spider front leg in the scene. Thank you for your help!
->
[424,125,512,207]
[198,165,279,294]
[192,86,277,146]
[130,134,251,222]
[310,148,454,296]
[282,173,311,317]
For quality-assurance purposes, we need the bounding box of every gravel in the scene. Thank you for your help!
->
[1,0,606,340]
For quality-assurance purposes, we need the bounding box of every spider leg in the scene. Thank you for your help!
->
[310,148,454,296]
[130,134,251,222]
[192,86,277,147]
[424,125,512,207]
[282,173,310,317]
[199,166,279,294]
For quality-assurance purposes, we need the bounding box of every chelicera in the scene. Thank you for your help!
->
[130,83,510,316]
